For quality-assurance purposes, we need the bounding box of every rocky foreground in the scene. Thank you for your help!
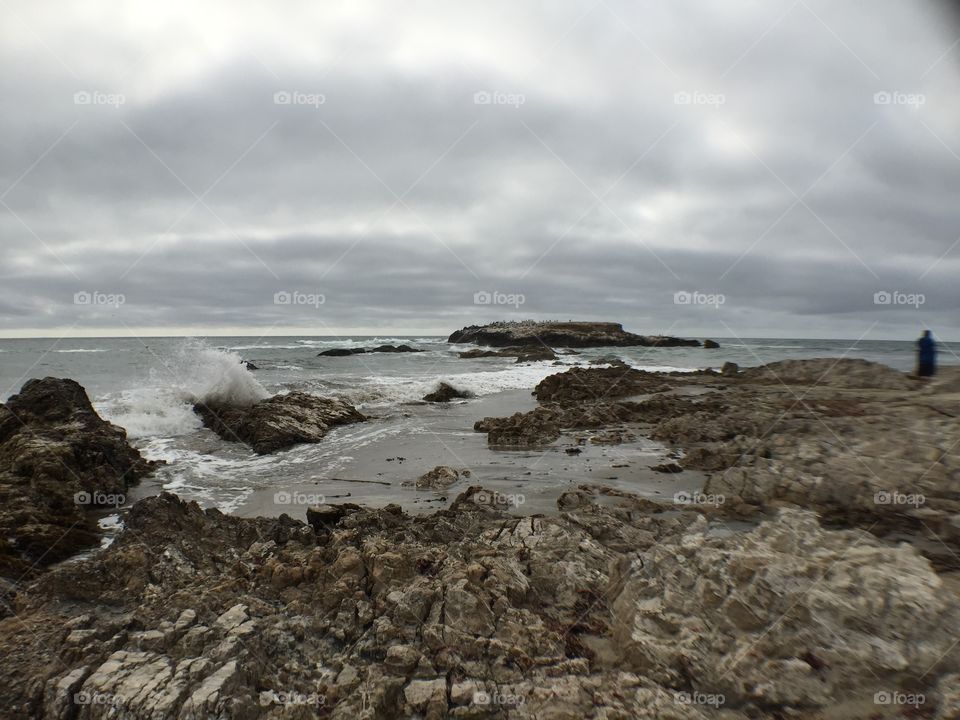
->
[1,359,960,718]
[448,321,705,348]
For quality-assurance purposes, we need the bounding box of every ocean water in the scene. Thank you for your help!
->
[0,335,951,517]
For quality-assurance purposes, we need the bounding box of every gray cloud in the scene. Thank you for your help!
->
[0,0,958,339]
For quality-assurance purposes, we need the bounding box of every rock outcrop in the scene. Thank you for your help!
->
[194,392,366,454]
[0,378,160,578]
[449,321,701,348]
[1,491,956,719]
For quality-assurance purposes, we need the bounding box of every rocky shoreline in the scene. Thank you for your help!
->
[1,359,959,718]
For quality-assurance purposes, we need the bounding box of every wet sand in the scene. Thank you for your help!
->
[233,388,705,519]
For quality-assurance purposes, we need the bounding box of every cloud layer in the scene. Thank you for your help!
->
[1,0,958,339]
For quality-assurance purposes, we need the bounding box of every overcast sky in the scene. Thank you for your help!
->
[1,0,958,340]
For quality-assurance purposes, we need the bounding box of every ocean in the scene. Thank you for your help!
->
[0,335,951,523]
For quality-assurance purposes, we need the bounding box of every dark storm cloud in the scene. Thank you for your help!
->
[0,0,958,338]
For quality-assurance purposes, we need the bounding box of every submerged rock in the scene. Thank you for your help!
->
[458,346,559,363]
[194,392,366,454]
[422,382,472,403]
[319,345,422,357]
[0,377,160,577]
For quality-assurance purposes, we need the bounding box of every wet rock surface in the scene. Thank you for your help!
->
[0,378,160,578]
[1,490,956,719]
[449,321,701,348]
[194,392,366,454]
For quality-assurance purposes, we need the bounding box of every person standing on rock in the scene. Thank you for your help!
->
[917,329,936,377]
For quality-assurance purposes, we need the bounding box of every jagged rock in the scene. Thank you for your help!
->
[422,382,472,403]
[448,321,700,348]
[475,407,561,448]
[2,491,956,719]
[415,466,460,489]
[194,392,366,454]
[0,378,160,577]
[611,510,960,709]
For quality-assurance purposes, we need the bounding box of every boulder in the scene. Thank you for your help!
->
[415,466,460,489]
[422,382,471,403]
[703,339,720,349]
[0,377,160,577]
[194,392,366,454]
